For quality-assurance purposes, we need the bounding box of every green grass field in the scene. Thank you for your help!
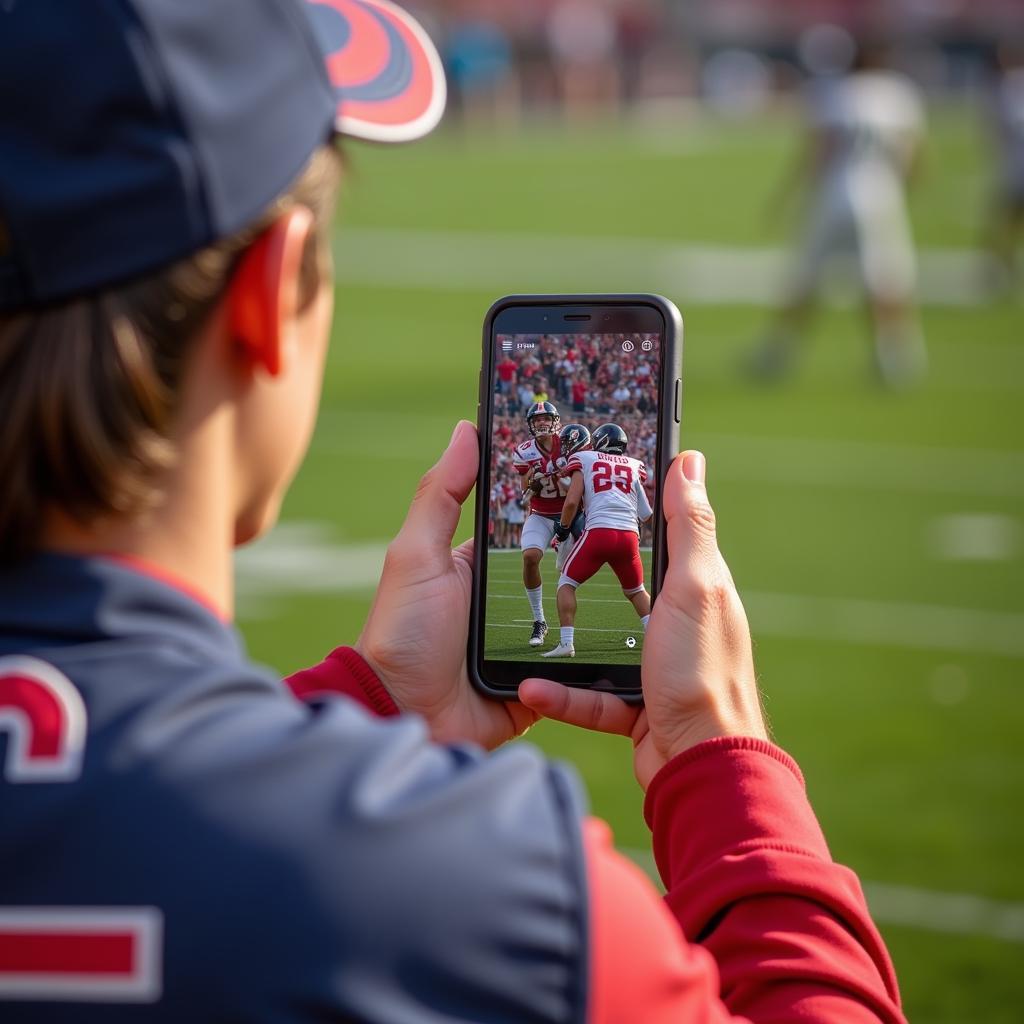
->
[238,105,1024,1022]
[484,548,654,663]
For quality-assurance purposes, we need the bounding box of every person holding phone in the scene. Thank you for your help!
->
[0,1,905,1021]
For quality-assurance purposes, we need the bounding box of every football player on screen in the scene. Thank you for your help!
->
[511,402,571,647]
[543,423,653,659]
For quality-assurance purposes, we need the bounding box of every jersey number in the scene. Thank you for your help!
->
[593,462,633,494]
[537,474,563,499]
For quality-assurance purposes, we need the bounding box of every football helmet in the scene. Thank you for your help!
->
[526,401,560,438]
[591,423,628,455]
[558,422,591,458]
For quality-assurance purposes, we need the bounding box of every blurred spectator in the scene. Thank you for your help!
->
[521,351,542,379]
[497,351,518,397]
[444,6,519,128]
[546,0,620,119]
[505,479,526,546]
[572,377,588,413]
[612,381,633,411]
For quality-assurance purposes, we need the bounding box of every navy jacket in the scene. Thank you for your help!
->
[0,554,588,1022]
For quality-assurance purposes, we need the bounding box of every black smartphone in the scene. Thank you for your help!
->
[469,294,682,703]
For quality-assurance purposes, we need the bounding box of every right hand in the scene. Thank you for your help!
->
[519,451,766,790]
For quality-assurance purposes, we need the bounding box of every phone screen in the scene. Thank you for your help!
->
[480,309,669,686]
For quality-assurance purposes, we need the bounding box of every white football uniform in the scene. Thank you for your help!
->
[790,70,925,303]
[993,67,1024,199]
[563,451,651,534]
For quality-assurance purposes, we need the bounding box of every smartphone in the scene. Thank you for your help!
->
[469,294,682,703]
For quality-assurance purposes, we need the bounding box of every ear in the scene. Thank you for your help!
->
[229,206,316,377]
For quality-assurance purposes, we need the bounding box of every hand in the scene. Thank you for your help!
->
[519,451,766,790]
[356,421,538,749]
[553,522,571,543]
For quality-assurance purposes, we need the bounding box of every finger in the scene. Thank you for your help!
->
[518,679,639,737]
[661,449,719,579]
[397,421,478,553]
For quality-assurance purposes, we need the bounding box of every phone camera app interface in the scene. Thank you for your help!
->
[486,333,660,666]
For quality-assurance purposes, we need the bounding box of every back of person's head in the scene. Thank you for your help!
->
[0,0,444,565]
[0,150,340,564]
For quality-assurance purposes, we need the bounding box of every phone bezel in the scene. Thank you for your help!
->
[469,294,683,704]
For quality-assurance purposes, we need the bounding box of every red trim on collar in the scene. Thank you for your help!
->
[98,554,230,623]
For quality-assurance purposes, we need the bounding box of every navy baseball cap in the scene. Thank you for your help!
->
[0,0,446,310]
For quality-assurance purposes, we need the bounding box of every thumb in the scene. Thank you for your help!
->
[396,420,478,555]
[661,450,720,587]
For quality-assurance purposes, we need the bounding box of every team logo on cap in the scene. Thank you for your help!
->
[306,0,446,143]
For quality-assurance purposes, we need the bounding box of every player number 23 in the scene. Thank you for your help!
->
[593,462,632,494]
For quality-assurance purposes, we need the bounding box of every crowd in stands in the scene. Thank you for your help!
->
[490,334,659,548]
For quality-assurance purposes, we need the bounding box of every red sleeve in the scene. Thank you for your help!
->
[584,737,905,1023]
[285,646,399,718]
[564,459,583,475]
[584,819,735,1023]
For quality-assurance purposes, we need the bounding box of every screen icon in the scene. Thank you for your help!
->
[624,636,636,649]
[641,339,653,352]
[621,339,635,353]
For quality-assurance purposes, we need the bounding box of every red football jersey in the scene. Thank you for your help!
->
[512,435,565,515]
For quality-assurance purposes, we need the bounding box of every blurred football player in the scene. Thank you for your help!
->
[543,423,653,658]
[984,41,1024,293]
[748,35,927,387]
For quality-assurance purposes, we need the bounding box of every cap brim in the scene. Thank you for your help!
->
[304,0,446,143]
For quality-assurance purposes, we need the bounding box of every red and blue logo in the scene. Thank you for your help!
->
[306,0,446,142]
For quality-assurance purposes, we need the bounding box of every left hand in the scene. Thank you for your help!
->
[355,421,538,749]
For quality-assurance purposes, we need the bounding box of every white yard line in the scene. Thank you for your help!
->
[314,410,1024,499]
[333,227,992,307]
[486,585,1024,658]
[487,621,639,635]
[237,530,1024,657]
[620,847,1024,944]
[235,525,1022,943]
[697,433,1024,500]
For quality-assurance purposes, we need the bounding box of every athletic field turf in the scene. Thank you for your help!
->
[237,106,1024,1022]
[484,549,654,664]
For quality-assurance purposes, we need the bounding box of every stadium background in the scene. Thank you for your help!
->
[489,332,659,548]
[237,2,1024,1020]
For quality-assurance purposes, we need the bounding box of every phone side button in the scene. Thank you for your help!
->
[673,378,682,423]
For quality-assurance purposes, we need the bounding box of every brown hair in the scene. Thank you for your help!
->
[0,146,342,564]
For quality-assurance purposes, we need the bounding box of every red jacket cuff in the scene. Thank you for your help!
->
[285,646,400,718]
[643,736,903,1015]
[644,737,834,926]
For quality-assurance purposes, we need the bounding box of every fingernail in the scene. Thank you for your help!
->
[449,421,463,446]
[682,450,706,485]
